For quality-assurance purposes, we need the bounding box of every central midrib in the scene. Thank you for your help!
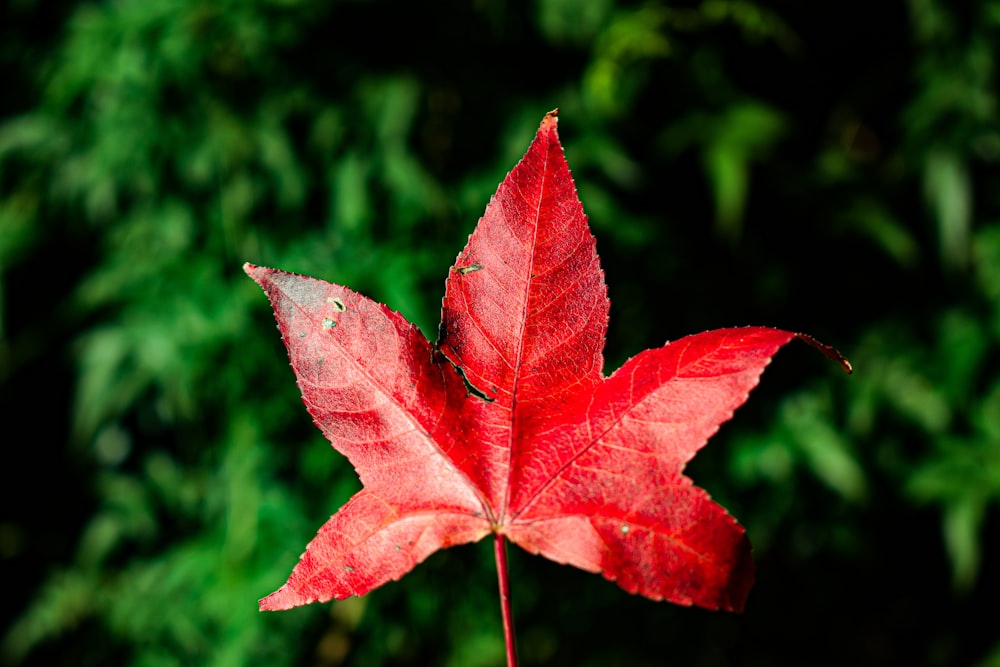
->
[501,141,549,525]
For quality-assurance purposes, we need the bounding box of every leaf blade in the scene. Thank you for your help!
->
[505,484,753,611]
[504,327,797,609]
[259,490,491,610]
[438,112,609,517]
[245,264,492,606]
[510,327,795,516]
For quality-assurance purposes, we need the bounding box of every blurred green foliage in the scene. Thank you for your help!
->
[1,0,999,665]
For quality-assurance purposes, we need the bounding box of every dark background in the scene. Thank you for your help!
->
[2,0,999,665]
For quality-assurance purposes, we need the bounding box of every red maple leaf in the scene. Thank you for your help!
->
[246,111,849,617]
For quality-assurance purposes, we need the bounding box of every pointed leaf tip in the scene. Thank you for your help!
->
[243,262,263,281]
[795,333,853,374]
[541,109,559,132]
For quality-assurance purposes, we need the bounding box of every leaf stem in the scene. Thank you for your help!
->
[494,532,518,667]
